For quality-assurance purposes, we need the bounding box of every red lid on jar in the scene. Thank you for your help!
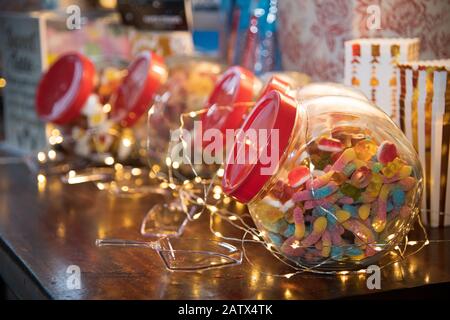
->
[111,51,167,127]
[222,90,298,203]
[201,66,256,138]
[258,76,291,99]
[35,52,96,125]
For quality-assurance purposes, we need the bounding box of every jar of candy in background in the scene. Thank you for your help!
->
[153,65,311,182]
[222,91,423,271]
[147,58,224,181]
[35,51,167,171]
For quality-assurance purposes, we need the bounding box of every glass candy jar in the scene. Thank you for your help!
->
[222,91,423,271]
[35,51,167,169]
[297,82,368,101]
[147,57,223,179]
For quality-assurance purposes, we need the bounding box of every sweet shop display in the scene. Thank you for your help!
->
[397,60,450,227]
[222,92,423,270]
[35,50,167,170]
[344,38,420,122]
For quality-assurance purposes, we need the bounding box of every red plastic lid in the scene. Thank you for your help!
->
[35,52,95,125]
[111,51,167,127]
[258,76,291,99]
[222,90,298,203]
[201,66,256,138]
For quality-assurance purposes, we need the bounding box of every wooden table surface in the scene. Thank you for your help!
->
[0,155,449,300]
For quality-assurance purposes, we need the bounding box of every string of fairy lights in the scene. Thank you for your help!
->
[5,101,444,278]
[171,106,434,277]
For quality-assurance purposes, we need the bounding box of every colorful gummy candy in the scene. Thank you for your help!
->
[252,128,418,265]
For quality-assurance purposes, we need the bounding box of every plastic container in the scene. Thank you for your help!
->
[35,51,167,168]
[222,91,423,271]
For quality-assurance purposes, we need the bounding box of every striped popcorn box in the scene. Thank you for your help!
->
[344,38,420,123]
[398,60,450,227]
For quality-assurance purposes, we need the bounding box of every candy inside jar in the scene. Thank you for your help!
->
[222,92,423,271]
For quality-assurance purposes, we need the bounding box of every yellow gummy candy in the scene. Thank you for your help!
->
[358,204,371,220]
[335,210,351,223]
[381,158,403,178]
[354,140,378,161]
[313,216,327,233]
[254,200,285,224]
[295,224,305,239]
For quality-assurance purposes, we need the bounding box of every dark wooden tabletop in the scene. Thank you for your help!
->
[0,154,449,300]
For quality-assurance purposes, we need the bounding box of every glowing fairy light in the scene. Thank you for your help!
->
[357,269,367,274]
[214,231,222,237]
[165,157,172,166]
[217,168,224,177]
[131,168,142,176]
[104,156,115,165]
[189,111,197,118]
[102,103,112,113]
[228,215,237,221]
[338,271,349,275]
[122,138,132,147]
[121,186,129,192]
[424,240,430,246]
[96,182,105,190]
[213,193,221,200]
[37,152,46,162]
[387,234,396,241]
[160,182,169,189]
[37,174,46,184]
[172,161,180,169]
[114,163,123,171]
[209,206,218,213]
[223,197,231,204]
[194,176,202,183]
[169,183,176,190]
[407,241,418,246]
[48,150,56,160]
[192,212,202,220]
[196,198,205,205]
[51,128,61,137]
[284,273,295,279]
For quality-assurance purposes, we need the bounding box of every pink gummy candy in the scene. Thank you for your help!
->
[377,141,398,164]
[317,137,344,153]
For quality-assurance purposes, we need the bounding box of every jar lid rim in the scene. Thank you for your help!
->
[35,52,96,125]
[222,90,298,203]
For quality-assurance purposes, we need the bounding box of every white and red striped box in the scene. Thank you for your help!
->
[397,60,450,227]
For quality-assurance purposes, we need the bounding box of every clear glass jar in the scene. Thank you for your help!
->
[156,65,311,180]
[147,57,223,179]
[222,91,423,271]
[297,82,368,101]
[35,51,167,169]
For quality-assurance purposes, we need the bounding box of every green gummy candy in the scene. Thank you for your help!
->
[340,183,362,201]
